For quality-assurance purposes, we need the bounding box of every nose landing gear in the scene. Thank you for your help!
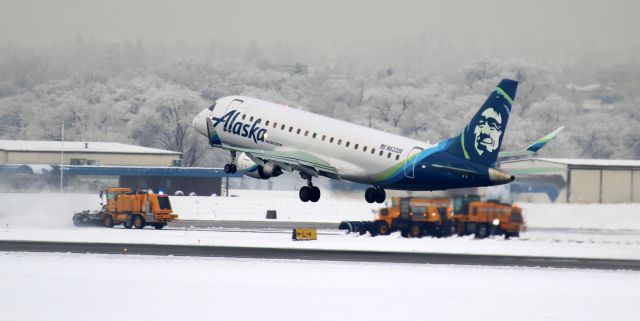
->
[223,151,237,174]
[365,186,386,203]
[299,173,320,202]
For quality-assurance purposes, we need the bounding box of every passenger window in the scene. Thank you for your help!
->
[371,148,375,154]
[379,150,383,156]
[337,139,342,145]
[354,144,359,150]
[250,116,254,122]
[313,133,317,139]
[305,130,309,136]
[363,146,367,152]
[242,114,246,120]
[281,125,285,130]
[330,137,334,143]
[296,128,301,134]
[256,118,261,124]
[387,153,392,158]
[289,126,293,132]
[265,120,270,126]
[322,135,326,141]
[395,155,400,160]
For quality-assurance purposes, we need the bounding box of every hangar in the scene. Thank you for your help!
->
[499,158,640,203]
[0,140,237,195]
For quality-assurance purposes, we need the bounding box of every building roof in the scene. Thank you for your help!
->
[0,164,242,178]
[0,140,181,155]
[536,158,640,168]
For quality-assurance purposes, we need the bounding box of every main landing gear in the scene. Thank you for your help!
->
[365,186,386,203]
[223,151,237,174]
[299,173,320,202]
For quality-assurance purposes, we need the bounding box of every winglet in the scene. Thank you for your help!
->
[525,126,565,153]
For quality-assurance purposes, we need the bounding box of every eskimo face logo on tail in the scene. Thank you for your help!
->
[473,107,503,155]
[211,110,267,144]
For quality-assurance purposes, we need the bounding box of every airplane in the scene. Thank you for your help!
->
[193,79,557,203]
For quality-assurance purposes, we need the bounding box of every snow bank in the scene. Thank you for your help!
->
[520,202,640,230]
[1,191,639,231]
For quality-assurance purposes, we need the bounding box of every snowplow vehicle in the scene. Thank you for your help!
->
[72,187,178,229]
[337,197,455,237]
[452,195,525,238]
[340,195,525,239]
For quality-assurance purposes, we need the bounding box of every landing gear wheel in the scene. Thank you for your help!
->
[365,187,386,203]
[299,186,311,202]
[133,215,146,229]
[376,220,390,236]
[103,215,114,228]
[409,223,422,238]
[153,223,166,230]
[224,164,237,174]
[309,186,320,202]
[299,173,320,203]
[365,188,376,203]
[374,188,386,203]
[123,218,133,229]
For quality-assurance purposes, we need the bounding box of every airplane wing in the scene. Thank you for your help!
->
[498,126,565,160]
[227,146,341,179]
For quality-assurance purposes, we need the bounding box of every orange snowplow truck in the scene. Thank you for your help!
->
[73,187,178,229]
[102,187,178,229]
[452,195,526,239]
[371,197,454,238]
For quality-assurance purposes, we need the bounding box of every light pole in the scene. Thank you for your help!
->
[60,122,64,193]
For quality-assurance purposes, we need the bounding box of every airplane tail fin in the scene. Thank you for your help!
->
[444,79,518,166]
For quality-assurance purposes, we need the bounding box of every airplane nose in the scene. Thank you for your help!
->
[193,110,207,136]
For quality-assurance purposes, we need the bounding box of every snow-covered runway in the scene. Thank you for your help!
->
[1,251,638,321]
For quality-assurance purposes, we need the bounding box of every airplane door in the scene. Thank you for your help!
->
[225,99,243,113]
[403,147,423,179]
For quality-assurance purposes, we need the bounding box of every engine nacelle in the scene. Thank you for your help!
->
[236,153,282,179]
[236,152,262,179]
[258,161,283,179]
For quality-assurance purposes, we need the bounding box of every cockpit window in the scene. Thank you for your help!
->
[208,103,216,111]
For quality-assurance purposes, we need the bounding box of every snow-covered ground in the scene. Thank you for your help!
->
[1,191,640,260]
[2,224,639,260]
[1,251,638,321]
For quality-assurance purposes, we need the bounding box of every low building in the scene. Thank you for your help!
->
[0,140,237,195]
[499,158,640,203]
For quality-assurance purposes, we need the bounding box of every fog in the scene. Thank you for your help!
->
[2,0,639,70]
[0,0,639,166]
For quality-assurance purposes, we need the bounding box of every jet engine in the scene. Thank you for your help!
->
[236,153,282,179]
[258,161,283,179]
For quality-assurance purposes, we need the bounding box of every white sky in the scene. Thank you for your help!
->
[1,0,638,64]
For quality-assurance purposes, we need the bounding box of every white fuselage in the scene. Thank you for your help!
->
[193,96,433,184]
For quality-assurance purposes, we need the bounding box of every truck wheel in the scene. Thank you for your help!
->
[409,223,422,238]
[153,223,166,230]
[376,221,390,236]
[506,232,519,239]
[475,224,488,239]
[132,215,145,229]
[103,215,114,228]
[123,217,133,229]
